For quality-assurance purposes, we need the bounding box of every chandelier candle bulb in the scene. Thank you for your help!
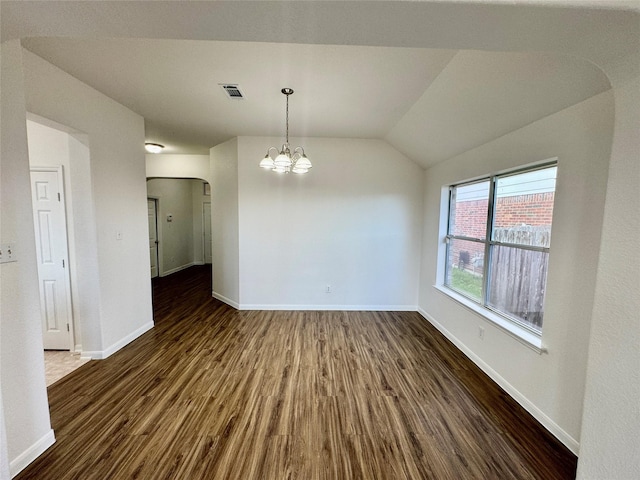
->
[260,88,312,175]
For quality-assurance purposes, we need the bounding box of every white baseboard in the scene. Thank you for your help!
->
[78,351,102,360]
[10,429,55,478]
[417,307,580,455]
[239,304,418,311]
[193,261,205,266]
[212,295,418,312]
[82,321,154,360]
[160,262,198,277]
[212,291,240,309]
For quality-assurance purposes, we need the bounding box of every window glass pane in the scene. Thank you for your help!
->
[487,245,549,333]
[449,181,490,239]
[445,238,485,302]
[492,166,557,248]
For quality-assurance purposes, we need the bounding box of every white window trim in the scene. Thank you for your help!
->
[433,284,546,353]
[435,159,558,354]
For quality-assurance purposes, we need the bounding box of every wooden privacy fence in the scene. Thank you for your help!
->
[488,226,550,330]
[493,225,551,249]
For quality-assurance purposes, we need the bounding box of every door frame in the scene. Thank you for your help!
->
[30,165,76,352]
[202,201,212,265]
[147,196,162,277]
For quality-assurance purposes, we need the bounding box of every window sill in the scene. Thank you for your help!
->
[433,284,546,354]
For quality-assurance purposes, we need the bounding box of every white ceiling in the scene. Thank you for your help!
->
[20,38,458,156]
[386,50,612,163]
[6,1,634,168]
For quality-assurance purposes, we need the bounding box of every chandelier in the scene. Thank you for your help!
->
[259,88,312,174]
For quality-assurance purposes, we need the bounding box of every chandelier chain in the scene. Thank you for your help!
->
[285,93,289,145]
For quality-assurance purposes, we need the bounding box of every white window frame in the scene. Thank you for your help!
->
[436,161,557,352]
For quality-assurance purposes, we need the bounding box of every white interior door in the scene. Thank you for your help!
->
[30,167,73,350]
[203,202,212,264]
[148,198,159,278]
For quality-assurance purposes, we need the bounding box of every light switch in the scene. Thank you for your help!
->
[116,231,123,240]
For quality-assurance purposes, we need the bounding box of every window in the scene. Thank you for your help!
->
[444,164,557,336]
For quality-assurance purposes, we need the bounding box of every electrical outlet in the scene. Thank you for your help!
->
[478,326,485,340]
[0,243,17,264]
[325,284,331,293]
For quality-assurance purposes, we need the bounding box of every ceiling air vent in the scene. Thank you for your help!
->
[220,84,245,99]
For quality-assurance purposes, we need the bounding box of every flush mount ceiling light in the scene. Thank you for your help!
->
[259,88,311,175]
[145,143,165,154]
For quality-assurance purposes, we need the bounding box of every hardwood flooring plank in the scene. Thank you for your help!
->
[16,265,577,479]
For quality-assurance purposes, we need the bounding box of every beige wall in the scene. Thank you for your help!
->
[1,46,154,474]
[577,53,640,479]
[237,136,423,309]
[0,40,54,477]
[23,49,154,357]
[419,90,614,452]
[145,154,210,183]
[210,138,240,306]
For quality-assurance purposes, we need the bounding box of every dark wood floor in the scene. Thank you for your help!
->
[17,265,577,479]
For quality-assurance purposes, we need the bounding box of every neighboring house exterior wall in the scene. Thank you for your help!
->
[450,192,556,267]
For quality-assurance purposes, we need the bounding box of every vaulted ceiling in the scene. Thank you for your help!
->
[4,1,637,169]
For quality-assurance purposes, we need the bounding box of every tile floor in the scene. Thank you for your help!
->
[44,351,91,386]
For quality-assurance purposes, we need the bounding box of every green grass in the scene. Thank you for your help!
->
[449,267,483,300]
